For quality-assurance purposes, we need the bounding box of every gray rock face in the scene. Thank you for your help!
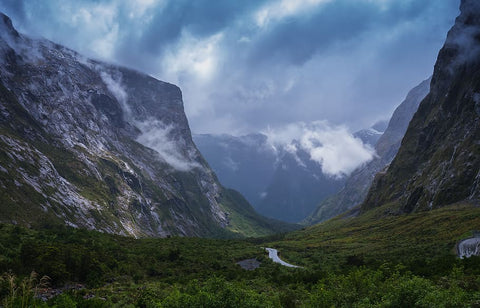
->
[362,0,480,213]
[304,78,430,225]
[0,13,290,238]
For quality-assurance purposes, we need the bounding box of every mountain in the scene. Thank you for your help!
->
[192,133,277,209]
[304,78,430,225]
[353,120,388,147]
[0,13,294,238]
[193,122,383,223]
[256,146,345,222]
[362,0,480,213]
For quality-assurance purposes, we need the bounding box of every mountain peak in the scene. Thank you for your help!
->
[0,12,20,39]
[460,0,480,17]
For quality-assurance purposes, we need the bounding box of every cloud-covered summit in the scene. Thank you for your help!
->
[264,121,375,177]
[0,0,459,135]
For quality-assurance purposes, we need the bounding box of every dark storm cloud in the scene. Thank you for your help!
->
[0,0,461,137]
[248,0,454,66]
[138,0,262,51]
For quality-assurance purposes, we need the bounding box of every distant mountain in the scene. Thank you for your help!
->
[193,122,382,222]
[0,13,294,238]
[192,133,277,209]
[304,78,430,225]
[353,120,388,147]
[256,146,345,222]
[362,0,480,213]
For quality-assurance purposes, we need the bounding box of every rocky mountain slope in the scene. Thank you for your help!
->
[362,0,480,213]
[0,13,293,238]
[304,78,430,224]
[194,123,383,223]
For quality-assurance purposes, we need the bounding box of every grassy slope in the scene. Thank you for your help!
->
[268,202,480,273]
[219,188,300,237]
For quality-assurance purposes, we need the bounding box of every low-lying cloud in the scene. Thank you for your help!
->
[136,119,201,172]
[264,121,375,177]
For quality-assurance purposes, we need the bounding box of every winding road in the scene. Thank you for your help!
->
[265,248,302,268]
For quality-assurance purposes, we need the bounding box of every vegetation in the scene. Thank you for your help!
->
[1,203,480,306]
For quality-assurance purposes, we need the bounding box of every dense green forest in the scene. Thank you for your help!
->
[1,203,480,307]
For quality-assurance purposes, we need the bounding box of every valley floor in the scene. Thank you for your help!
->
[1,202,480,307]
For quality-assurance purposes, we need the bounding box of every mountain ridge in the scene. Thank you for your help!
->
[0,12,295,238]
[361,0,480,213]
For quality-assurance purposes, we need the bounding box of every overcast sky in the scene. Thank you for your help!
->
[0,0,459,135]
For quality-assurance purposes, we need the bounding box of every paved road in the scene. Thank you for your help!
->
[265,248,302,268]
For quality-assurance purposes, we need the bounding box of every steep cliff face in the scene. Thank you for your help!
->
[362,0,480,213]
[304,78,430,225]
[0,13,292,237]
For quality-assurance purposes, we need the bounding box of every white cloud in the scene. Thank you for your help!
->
[300,124,375,176]
[263,121,375,177]
[162,31,223,83]
[100,72,131,117]
[66,3,119,59]
[124,0,163,20]
[136,120,201,172]
[254,0,333,28]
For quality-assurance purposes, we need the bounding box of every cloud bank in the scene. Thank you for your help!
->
[264,121,375,177]
[0,0,460,135]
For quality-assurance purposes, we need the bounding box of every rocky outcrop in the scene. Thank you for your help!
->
[361,0,480,213]
[304,78,430,225]
[0,13,293,237]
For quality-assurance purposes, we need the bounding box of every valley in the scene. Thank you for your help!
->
[0,0,479,306]
[1,202,479,306]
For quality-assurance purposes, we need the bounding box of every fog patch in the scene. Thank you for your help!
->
[264,121,375,178]
[0,26,44,64]
[445,7,480,71]
[100,72,132,118]
[136,120,201,172]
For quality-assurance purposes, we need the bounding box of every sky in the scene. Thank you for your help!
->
[0,0,461,176]
[0,0,460,134]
